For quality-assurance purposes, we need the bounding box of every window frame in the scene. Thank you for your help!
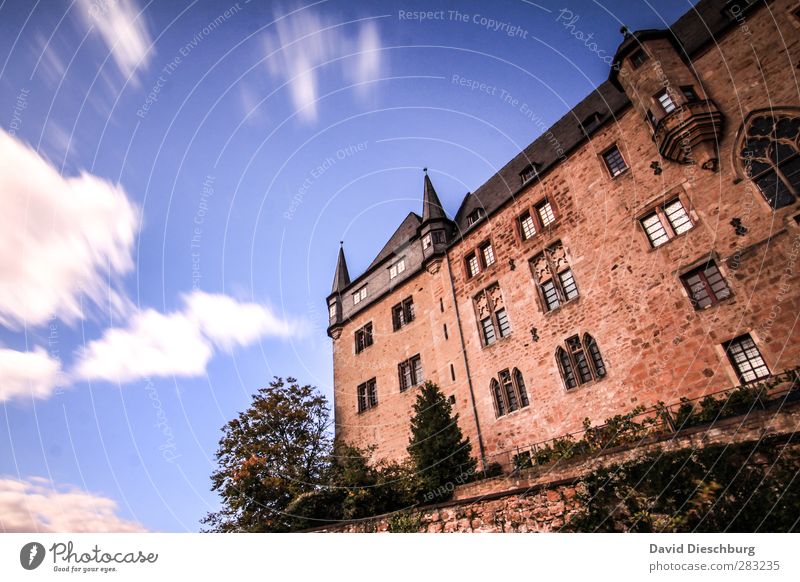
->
[518,210,537,241]
[601,144,629,178]
[679,259,732,310]
[354,322,374,354]
[723,334,770,384]
[391,296,415,331]
[474,284,511,347]
[352,285,367,305]
[529,240,579,314]
[638,194,696,248]
[479,240,495,269]
[556,333,606,391]
[398,354,423,392]
[389,258,406,279]
[520,164,538,184]
[630,48,648,69]
[357,378,378,413]
[465,252,480,278]
[491,368,530,418]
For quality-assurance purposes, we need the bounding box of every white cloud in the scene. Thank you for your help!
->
[0,476,146,533]
[76,0,153,84]
[262,10,385,123]
[0,130,138,329]
[74,292,305,383]
[0,348,63,402]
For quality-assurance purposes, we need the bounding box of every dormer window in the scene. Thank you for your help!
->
[389,258,406,279]
[580,112,604,134]
[466,208,484,227]
[353,285,367,305]
[630,48,648,69]
[520,164,538,184]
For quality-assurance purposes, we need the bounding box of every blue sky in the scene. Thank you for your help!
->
[0,0,696,532]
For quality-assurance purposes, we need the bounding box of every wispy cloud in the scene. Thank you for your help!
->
[76,0,154,84]
[0,130,138,330]
[0,348,63,402]
[0,476,146,533]
[262,9,385,123]
[74,291,306,384]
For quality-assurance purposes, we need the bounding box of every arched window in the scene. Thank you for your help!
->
[738,110,800,209]
[557,333,607,390]
[490,369,530,418]
[584,334,606,379]
[513,368,530,407]
[491,379,505,417]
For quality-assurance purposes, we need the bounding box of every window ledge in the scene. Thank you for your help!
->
[482,332,513,350]
[542,296,581,317]
[609,167,631,180]
[564,375,608,394]
[494,404,530,421]
[691,294,736,312]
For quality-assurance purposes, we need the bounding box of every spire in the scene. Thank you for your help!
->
[422,168,447,222]
[331,242,351,294]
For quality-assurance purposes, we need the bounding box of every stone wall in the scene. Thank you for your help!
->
[312,402,800,533]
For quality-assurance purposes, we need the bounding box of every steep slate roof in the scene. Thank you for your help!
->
[453,81,630,233]
[331,244,351,294]
[367,212,422,270]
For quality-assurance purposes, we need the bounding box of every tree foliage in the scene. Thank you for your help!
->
[201,377,332,532]
[407,381,476,501]
[566,438,800,532]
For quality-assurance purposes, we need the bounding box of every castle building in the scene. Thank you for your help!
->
[326,0,800,467]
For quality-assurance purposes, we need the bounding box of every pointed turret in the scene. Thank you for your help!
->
[417,169,454,268]
[331,243,351,294]
[422,170,447,222]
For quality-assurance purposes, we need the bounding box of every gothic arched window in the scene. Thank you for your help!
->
[739,110,800,209]
[490,369,530,418]
[556,333,607,390]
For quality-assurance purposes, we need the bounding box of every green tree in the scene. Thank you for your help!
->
[407,381,476,501]
[201,377,332,532]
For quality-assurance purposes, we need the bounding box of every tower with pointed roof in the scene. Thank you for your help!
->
[419,169,455,271]
[326,243,350,339]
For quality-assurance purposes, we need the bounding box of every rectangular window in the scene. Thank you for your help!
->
[357,378,377,412]
[355,322,374,353]
[392,296,415,331]
[541,279,560,311]
[535,199,556,227]
[480,241,495,268]
[432,230,446,244]
[328,303,336,320]
[567,335,593,384]
[480,317,496,345]
[389,258,406,279]
[663,198,693,235]
[723,334,770,383]
[518,211,536,240]
[681,85,699,102]
[641,211,670,247]
[352,286,367,305]
[657,89,676,114]
[466,253,480,278]
[640,196,694,248]
[422,234,432,250]
[398,354,423,391]
[530,241,578,312]
[602,145,628,178]
[630,49,648,68]
[680,261,731,309]
[558,269,579,301]
[496,308,511,338]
